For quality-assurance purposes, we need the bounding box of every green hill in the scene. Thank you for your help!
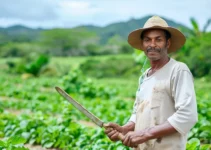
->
[0,15,188,45]
[74,15,189,44]
[0,25,42,43]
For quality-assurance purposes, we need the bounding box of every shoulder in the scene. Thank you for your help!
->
[170,58,193,79]
[171,59,191,73]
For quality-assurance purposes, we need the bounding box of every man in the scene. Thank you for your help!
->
[104,16,198,150]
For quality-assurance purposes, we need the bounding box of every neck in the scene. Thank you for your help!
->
[150,57,170,71]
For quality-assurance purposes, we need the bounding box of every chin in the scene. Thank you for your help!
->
[148,56,160,61]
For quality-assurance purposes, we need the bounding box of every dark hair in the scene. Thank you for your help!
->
[140,29,171,40]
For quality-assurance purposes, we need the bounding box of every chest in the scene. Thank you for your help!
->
[137,77,171,102]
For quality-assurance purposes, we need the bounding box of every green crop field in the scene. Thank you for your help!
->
[0,55,211,150]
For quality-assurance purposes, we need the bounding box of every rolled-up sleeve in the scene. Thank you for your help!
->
[128,75,145,123]
[168,69,198,135]
[128,93,140,123]
[129,114,136,123]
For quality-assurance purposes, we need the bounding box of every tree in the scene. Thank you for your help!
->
[40,28,99,56]
[173,18,211,77]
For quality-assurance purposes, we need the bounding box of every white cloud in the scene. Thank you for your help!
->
[59,0,101,16]
[0,0,59,21]
[0,0,210,30]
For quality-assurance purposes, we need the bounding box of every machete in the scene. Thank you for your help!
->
[55,86,125,141]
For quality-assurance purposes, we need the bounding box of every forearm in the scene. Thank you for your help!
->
[147,121,177,140]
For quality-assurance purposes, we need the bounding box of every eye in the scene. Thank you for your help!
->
[143,38,149,42]
[157,38,162,42]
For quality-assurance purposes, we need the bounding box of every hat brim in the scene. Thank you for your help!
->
[127,26,186,53]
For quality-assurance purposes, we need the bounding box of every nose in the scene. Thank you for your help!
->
[150,39,156,47]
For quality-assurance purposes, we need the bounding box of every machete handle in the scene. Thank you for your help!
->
[103,124,125,141]
[117,132,125,141]
[106,127,125,141]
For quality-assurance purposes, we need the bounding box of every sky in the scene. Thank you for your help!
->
[0,0,210,30]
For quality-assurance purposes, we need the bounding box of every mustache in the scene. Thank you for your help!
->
[147,47,161,52]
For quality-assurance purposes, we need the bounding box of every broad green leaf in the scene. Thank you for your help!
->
[0,131,4,138]
[21,132,30,140]
[200,144,211,150]
[8,136,26,145]
[29,138,36,145]
[186,138,200,150]
[19,120,28,129]
[12,146,29,150]
[0,140,6,147]
[43,142,54,148]
[199,131,211,138]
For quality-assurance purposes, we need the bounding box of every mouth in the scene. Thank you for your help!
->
[146,47,161,54]
[147,50,160,54]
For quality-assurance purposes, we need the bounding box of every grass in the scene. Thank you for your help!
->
[51,54,134,68]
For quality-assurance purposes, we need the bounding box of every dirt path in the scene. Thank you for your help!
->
[0,138,58,150]
[3,109,97,127]
[78,120,97,127]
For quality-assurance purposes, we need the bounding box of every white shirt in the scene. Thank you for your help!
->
[129,58,198,135]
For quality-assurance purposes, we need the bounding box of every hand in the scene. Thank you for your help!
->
[104,122,124,141]
[122,129,151,148]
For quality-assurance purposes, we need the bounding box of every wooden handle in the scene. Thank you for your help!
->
[118,132,125,141]
[104,126,125,141]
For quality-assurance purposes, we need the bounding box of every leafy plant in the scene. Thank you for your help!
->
[60,69,117,99]
[0,136,29,150]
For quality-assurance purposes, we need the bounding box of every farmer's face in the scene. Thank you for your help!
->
[142,29,170,61]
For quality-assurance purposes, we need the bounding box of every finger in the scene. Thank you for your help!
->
[104,122,121,130]
[111,132,119,138]
[103,123,111,128]
[124,132,136,147]
[130,137,138,148]
[125,138,131,147]
[132,136,145,145]
[130,136,144,148]
[127,137,132,147]
[104,128,113,134]
[110,132,120,141]
[107,130,117,137]
[123,133,131,146]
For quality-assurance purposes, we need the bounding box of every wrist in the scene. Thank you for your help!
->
[144,127,156,140]
[122,121,135,134]
[121,126,128,135]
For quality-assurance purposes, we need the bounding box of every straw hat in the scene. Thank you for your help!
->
[128,16,186,53]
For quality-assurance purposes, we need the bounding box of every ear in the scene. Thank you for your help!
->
[166,39,171,49]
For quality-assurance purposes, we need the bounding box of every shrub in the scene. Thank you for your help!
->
[80,57,138,78]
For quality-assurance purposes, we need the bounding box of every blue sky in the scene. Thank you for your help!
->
[0,0,210,30]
